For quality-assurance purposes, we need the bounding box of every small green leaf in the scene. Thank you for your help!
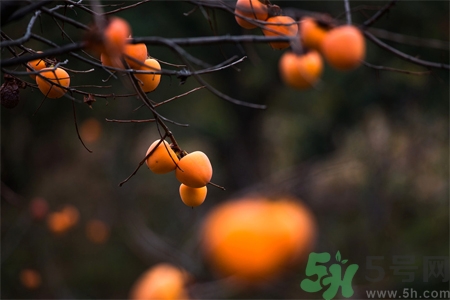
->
[342,259,348,264]
[336,251,341,262]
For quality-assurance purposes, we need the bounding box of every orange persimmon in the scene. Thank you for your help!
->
[321,25,365,70]
[175,151,212,188]
[135,58,161,93]
[129,263,190,300]
[299,17,328,51]
[179,184,207,207]
[146,139,179,174]
[279,51,323,89]
[35,67,70,99]
[262,15,298,50]
[123,42,148,69]
[26,51,46,80]
[201,196,316,283]
[235,0,268,29]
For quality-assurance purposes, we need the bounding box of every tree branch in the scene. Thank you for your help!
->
[364,30,450,70]
[1,0,52,26]
[362,0,397,28]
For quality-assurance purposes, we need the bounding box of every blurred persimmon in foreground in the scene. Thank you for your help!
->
[129,263,190,300]
[20,269,42,289]
[200,196,316,284]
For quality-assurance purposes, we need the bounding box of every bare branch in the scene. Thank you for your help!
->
[155,86,206,108]
[368,27,450,51]
[119,136,166,187]
[0,10,41,48]
[364,30,450,70]
[361,60,432,75]
[72,101,93,153]
[1,0,52,26]
[0,40,86,67]
[102,0,151,15]
[362,0,397,28]
[40,5,90,30]
[105,118,156,123]
[132,35,292,47]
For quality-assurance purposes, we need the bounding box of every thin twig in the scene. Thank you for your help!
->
[362,0,397,28]
[368,27,450,51]
[118,137,166,187]
[72,101,92,153]
[105,118,156,123]
[208,181,226,191]
[155,86,206,107]
[363,31,450,70]
[102,0,151,15]
[361,60,432,75]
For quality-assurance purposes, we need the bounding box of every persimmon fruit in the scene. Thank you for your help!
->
[179,184,207,207]
[299,17,328,51]
[98,17,131,69]
[123,42,148,69]
[36,67,70,99]
[175,151,212,188]
[279,51,323,89]
[146,139,179,174]
[235,0,268,29]
[322,25,365,70]
[103,17,131,56]
[262,16,298,50]
[102,41,147,69]
[129,263,190,300]
[135,58,161,93]
[27,52,46,80]
[201,196,316,283]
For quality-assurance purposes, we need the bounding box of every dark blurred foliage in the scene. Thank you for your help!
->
[1,1,448,299]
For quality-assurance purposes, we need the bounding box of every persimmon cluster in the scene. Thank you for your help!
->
[94,17,162,93]
[145,139,213,207]
[234,0,366,90]
[27,54,71,99]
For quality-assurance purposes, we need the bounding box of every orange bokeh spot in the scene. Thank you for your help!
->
[47,204,79,235]
[79,118,102,143]
[20,269,42,289]
[86,219,110,244]
[129,263,190,300]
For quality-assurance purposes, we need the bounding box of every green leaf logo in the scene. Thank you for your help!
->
[336,251,341,262]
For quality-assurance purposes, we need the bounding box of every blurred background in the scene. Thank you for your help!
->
[1,0,448,299]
